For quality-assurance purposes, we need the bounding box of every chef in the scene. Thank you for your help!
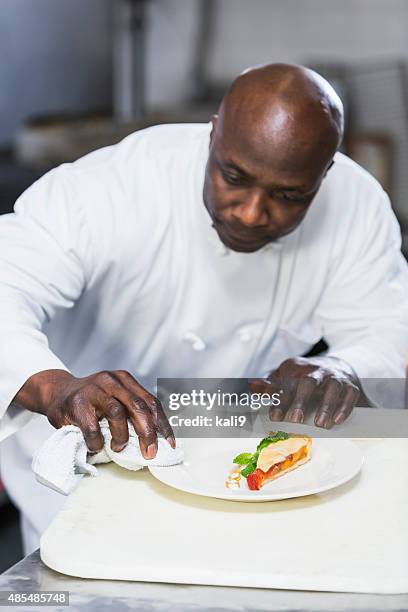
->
[0,63,407,553]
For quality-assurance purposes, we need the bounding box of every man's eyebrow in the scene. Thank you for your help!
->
[219,158,253,178]
[275,184,319,195]
[275,186,307,193]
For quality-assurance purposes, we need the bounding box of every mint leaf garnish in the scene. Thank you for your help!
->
[256,431,289,453]
[241,459,258,477]
[232,431,290,477]
[233,452,254,465]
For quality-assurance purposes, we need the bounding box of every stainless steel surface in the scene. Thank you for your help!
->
[1,551,407,612]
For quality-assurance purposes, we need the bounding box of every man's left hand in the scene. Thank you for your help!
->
[249,356,360,429]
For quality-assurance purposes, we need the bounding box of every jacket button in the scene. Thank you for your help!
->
[183,331,206,351]
[238,327,253,343]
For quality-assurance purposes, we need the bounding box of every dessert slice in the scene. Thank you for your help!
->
[232,432,312,491]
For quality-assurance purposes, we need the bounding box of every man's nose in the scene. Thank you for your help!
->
[233,190,269,227]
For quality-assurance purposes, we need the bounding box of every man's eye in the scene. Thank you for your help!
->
[222,172,243,186]
[279,193,308,203]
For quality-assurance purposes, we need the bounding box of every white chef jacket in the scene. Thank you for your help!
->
[1,122,407,552]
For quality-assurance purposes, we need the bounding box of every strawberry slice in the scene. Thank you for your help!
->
[246,455,293,490]
[246,468,265,490]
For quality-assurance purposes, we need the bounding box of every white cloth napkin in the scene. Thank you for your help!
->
[32,419,184,495]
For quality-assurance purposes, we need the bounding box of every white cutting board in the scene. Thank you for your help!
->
[40,439,408,594]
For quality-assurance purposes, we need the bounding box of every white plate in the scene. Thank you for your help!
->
[148,437,364,502]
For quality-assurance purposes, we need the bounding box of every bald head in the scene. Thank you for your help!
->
[217,63,344,171]
[203,63,345,253]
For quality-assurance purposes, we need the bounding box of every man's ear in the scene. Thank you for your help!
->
[209,114,218,146]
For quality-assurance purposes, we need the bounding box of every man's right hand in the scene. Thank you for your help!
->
[13,369,175,458]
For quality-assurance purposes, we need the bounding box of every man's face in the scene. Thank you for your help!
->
[203,117,334,253]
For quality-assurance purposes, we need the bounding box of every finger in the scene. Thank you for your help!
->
[114,371,175,447]
[268,368,296,421]
[148,396,176,448]
[78,412,104,453]
[285,377,318,424]
[269,404,285,421]
[95,372,158,457]
[96,390,129,452]
[333,385,360,425]
[128,398,158,458]
[114,391,158,458]
[269,382,294,421]
[249,377,285,419]
[315,379,344,429]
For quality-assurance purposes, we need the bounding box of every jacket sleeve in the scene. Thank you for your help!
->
[0,167,94,441]
[316,186,408,387]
